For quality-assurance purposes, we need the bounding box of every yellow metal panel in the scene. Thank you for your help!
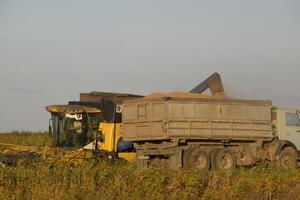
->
[99,122,122,152]
[118,152,136,163]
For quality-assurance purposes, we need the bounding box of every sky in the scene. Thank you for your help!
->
[0,0,300,131]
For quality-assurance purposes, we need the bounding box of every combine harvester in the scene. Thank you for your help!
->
[0,92,143,165]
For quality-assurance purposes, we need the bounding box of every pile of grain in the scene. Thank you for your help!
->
[143,91,226,100]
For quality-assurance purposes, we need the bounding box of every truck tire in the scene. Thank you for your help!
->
[212,148,237,170]
[183,148,210,171]
[278,146,297,168]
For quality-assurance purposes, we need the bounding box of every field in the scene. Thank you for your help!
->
[0,132,300,200]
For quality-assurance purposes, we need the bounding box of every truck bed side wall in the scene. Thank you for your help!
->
[122,100,273,141]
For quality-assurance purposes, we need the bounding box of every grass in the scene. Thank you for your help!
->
[0,132,300,200]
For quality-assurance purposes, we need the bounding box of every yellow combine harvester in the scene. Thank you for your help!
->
[0,92,142,165]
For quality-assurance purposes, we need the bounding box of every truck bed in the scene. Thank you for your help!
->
[122,97,273,142]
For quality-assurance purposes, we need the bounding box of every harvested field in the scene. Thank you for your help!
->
[0,132,299,200]
[0,131,52,146]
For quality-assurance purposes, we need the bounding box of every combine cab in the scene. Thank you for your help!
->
[46,105,102,148]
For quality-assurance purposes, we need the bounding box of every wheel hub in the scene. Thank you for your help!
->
[195,153,208,170]
[219,154,234,170]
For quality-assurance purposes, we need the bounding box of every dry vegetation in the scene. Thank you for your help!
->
[0,132,300,200]
[0,131,52,146]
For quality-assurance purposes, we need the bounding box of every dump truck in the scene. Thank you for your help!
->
[122,91,300,170]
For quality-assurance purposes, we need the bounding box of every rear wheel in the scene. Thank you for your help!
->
[212,148,236,171]
[183,148,210,171]
[278,146,297,168]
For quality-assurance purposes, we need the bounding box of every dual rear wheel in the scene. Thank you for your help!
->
[212,148,237,170]
[183,145,298,171]
[183,148,236,171]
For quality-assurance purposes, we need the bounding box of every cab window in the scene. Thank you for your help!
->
[286,113,300,126]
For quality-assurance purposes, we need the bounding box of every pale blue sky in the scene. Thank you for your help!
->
[0,0,300,131]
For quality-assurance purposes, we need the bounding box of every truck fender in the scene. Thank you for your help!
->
[268,138,297,161]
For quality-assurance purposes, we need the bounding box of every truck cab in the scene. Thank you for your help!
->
[273,108,300,151]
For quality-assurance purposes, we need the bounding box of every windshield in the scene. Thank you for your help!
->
[51,113,101,148]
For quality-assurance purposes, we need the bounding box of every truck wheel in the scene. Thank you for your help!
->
[212,148,236,170]
[183,149,210,171]
[278,147,297,168]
